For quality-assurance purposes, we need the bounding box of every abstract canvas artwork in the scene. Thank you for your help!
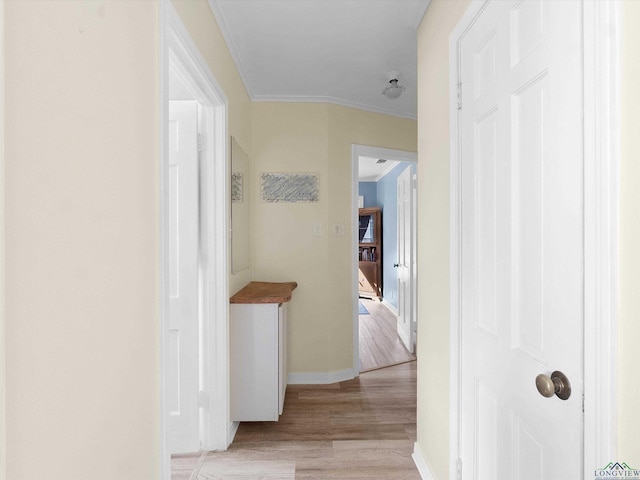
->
[231,172,243,203]
[260,173,320,203]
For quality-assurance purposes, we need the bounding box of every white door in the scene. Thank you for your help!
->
[460,1,583,477]
[168,100,200,454]
[397,166,414,353]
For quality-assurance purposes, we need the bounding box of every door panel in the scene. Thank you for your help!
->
[168,100,200,454]
[512,74,547,362]
[460,1,583,477]
[397,166,413,352]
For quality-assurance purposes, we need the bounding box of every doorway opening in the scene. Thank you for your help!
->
[351,145,417,373]
[160,4,230,479]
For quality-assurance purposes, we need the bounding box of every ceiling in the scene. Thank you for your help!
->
[358,156,400,182]
[208,0,430,120]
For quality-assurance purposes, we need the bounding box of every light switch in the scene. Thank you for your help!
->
[333,224,345,236]
[312,222,322,237]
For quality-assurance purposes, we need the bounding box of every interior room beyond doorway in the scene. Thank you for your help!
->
[354,146,418,373]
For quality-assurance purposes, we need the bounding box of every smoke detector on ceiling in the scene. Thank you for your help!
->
[382,70,406,100]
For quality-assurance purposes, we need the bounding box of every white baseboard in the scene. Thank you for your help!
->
[412,442,437,480]
[227,421,239,447]
[382,299,399,316]
[288,367,357,385]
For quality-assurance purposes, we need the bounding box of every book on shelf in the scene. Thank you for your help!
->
[359,246,377,262]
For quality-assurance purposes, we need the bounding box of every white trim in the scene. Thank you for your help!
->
[412,443,437,480]
[166,6,228,108]
[161,3,230,478]
[207,0,256,102]
[447,1,619,478]
[288,368,357,385]
[228,421,240,446]
[582,0,620,471]
[252,95,417,121]
[448,3,487,478]
[351,145,418,376]
[359,160,404,183]
[412,1,432,30]
[207,1,418,121]
[352,150,361,375]
[381,299,399,316]
[366,160,406,183]
[201,92,231,453]
[352,145,418,165]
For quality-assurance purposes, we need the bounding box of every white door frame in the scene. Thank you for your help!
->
[448,1,620,478]
[351,144,417,373]
[160,2,230,478]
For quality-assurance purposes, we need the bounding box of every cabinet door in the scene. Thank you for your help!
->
[358,262,379,296]
[230,304,279,421]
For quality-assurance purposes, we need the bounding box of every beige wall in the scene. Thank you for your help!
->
[4,2,159,478]
[172,0,253,295]
[618,0,640,466]
[251,102,416,375]
[2,2,253,478]
[415,1,470,478]
[251,103,331,372]
[0,2,5,478]
[416,0,640,477]
[0,1,414,478]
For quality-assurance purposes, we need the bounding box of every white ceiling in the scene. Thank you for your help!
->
[358,156,399,182]
[208,0,430,120]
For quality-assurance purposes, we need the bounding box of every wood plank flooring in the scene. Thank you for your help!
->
[172,361,419,479]
[359,299,416,372]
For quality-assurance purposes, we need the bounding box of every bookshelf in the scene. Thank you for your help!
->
[358,207,382,300]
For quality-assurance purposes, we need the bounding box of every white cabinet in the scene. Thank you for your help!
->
[230,302,287,421]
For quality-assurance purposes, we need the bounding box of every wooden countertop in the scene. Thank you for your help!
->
[230,281,298,304]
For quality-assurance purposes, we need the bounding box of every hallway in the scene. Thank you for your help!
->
[172,361,419,479]
[359,299,416,372]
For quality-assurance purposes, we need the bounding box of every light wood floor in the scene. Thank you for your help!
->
[172,361,419,479]
[359,299,416,372]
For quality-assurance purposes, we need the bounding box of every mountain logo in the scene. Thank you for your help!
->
[595,461,640,478]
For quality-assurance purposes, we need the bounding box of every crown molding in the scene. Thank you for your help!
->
[207,0,256,98]
[207,0,418,122]
[253,94,417,120]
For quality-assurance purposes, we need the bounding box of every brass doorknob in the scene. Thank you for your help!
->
[535,371,571,400]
